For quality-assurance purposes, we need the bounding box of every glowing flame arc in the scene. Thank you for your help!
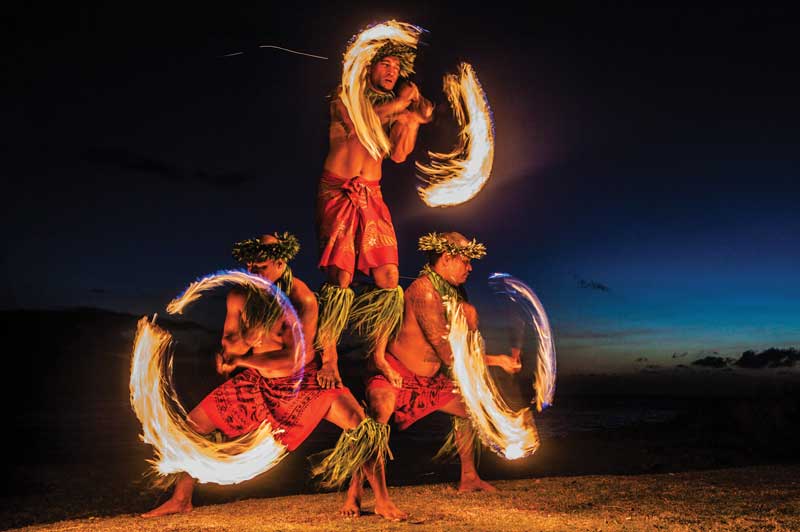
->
[340,20,422,161]
[488,273,557,412]
[446,274,556,460]
[416,63,495,207]
[446,301,540,460]
[129,270,305,485]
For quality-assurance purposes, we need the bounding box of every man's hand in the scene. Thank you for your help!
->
[243,327,265,349]
[317,360,343,389]
[397,81,420,106]
[510,347,522,366]
[493,354,522,375]
[375,358,404,388]
[410,95,434,124]
[215,351,237,378]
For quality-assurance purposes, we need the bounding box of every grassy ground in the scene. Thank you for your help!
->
[6,465,799,532]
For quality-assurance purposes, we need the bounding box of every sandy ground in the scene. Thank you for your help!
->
[4,310,798,531]
[7,465,799,532]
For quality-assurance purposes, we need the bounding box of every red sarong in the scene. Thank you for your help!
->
[365,353,460,430]
[316,170,398,276]
[199,364,347,451]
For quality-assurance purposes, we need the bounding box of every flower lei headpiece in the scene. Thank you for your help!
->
[231,232,300,264]
[418,232,487,260]
[370,41,416,78]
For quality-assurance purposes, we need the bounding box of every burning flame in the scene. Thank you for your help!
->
[416,63,495,207]
[488,273,557,411]
[446,301,540,460]
[340,20,422,160]
[129,270,306,484]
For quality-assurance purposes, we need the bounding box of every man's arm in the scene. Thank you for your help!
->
[220,290,251,356]
[484,353,522,374]
[462,302,522,374]
[409,279,455,366]
[289,280,318,360]
[417,299,516,375]
[331,85,413,135]
[292,279,341,388]
[330,98,354,139]
[372,81,418,122]
[388,86,433,163]
[220,327,299,376]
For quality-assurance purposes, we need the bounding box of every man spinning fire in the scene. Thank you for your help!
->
[315,36,434,390]
[142,233,404,520]
[340,232,522,515]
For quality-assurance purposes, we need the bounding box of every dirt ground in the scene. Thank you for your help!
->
[7,465,799,532]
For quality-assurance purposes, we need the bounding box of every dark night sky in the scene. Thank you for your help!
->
[3,5,799,374]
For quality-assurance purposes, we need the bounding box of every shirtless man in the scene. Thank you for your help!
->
[142,233,404,520]
[315,40,434,389]
[340,232,521,512]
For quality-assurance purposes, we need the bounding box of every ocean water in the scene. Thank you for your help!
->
[532,396,684,438]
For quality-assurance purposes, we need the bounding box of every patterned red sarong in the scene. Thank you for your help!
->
[316,170,398,276]
[366,353,460,430]
[199,363,347,451]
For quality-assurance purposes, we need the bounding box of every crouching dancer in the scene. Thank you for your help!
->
[342,232,521,511]
[142,232,404,520]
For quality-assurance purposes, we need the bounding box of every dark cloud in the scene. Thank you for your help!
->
[734,348,800,369]
[570,273,610,292]
[635,357,648,363]
[579,279,609,292]
[672,351,689,359]
[692,356,732,369]
[83,147,256,187]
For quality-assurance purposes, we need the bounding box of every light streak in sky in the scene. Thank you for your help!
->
[416,63,495,207]
[220,46,328,60]
[258,45,328,60]
[130,270,305,484]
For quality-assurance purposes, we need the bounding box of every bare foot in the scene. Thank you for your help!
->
[317,360,343,389]
[458,476,498,493]
[141,497,193,518]
[375,499,408,521]
[339,497,361,518]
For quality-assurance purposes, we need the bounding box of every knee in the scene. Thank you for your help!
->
[373,265,399,289]
[187,407,216,435]
[343,407,365,431]
[367,390,396,422]
[327,267,352,288]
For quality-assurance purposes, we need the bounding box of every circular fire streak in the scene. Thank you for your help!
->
[340,20,423,161]
[488,273,557,411]
[446,274,556,460]
[416,63,495,207]
[129,270,305,484]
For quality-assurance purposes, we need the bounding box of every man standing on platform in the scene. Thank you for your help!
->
[315,36,434,389]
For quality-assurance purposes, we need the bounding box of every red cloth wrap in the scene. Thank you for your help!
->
[365,353,459,430]
[199,364,346,451]
[316,170,399,276]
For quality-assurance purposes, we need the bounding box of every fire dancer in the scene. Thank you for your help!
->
[143,233,405,520]
[316,36,434,390]
[340,232,521,511]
